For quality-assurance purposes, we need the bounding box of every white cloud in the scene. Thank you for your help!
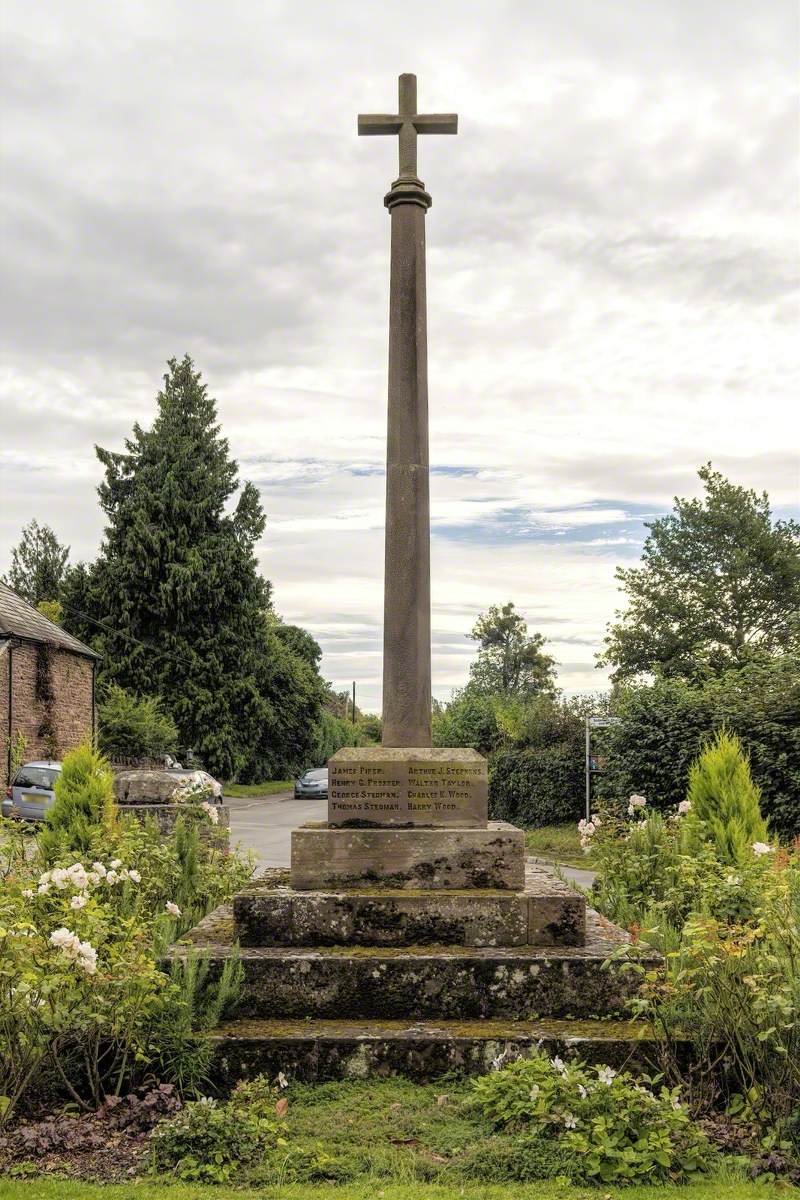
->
[1,0,798,713]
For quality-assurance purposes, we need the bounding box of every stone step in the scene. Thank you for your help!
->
[291,819,525,890]
[177,906,655,1021]
[208,1017,663,1087]
[233,864,585,948]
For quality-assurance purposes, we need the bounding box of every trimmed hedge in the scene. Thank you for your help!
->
[490,742,584,827]
[596,656,800,838]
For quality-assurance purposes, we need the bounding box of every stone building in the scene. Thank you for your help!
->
[0,581,100,785]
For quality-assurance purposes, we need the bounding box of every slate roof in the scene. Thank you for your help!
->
[0,581,101,660]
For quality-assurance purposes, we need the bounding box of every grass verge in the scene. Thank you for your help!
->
[0,1173,785,1199]
[524,823,595,869]
[223,781,294,798]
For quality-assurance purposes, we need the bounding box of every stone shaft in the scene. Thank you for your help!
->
[382,195,432,747]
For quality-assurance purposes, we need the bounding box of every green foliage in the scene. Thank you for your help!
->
[150,1078,290,1183]
[432,689,501,755]
[598,655,800,837]
[588,797,800,1126]
[5,730,27,782]
[38,744,117,864]
[36,599,63,625]
[472,1052,715,1185]
[601,464,800,682]
[3,519,70,607]
[682,730,769,865]
[468,602,557,697]
[310,708,372,764]
[357,713,382,742]
[61,356,325,781]
[97,684,179,761]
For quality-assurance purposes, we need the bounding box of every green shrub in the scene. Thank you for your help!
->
[682,730,770,864]
[627,852,800,1123]
[471,1051,715,1185]
[38,744,117,863]
[150,1092,287,1183]
[97,684,179,761]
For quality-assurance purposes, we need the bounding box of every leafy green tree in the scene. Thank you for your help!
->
[600,465,800,682]
[62,355,323,780]
[467,603,557,698]
[3,519,70,606]
[97,684,179,761]
[681,730,770,864]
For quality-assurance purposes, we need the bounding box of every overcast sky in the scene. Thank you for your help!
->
[1,1,798,712]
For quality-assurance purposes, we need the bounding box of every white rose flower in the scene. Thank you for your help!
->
[627,794,646,816]
[92,862,107,877]
[70,894,87,910]
[128,869,141,884]
[105,870,119,885]
[37,882,51,895]
[752,842,772,856]
[165,901,181,916]
[50,868,69,889]
[49,927,75,949]
[677,800,692,815]
[109,859,122,870]
[22,888,34,899]
[86,871,100,886]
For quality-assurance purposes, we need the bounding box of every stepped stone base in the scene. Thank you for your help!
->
[178,905,653,1021]
[208,1017,664,1086]
[291,820,524,891]
[233,864,585,948]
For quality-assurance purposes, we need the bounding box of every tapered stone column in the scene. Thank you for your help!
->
[359,73,457,747]
[383,179,432,745]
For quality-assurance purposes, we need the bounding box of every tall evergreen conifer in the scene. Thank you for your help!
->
[76,355,318,779]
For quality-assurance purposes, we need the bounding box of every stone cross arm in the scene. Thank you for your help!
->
[358,73,457,180]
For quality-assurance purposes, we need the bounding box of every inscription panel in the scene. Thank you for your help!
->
[327,747,487,827]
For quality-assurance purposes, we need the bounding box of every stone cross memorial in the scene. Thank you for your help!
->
[173,76,645,1087]
[325,73,488,833]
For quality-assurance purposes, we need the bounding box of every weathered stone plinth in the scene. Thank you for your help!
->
[209,1017,665,1087]
[179,905,652,1021]
[328,746,487,827]
[234,864,584,948]
[291,820,524,891]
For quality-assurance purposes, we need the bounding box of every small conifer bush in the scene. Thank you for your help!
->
[39,743,117,862]
[682,729,769,864]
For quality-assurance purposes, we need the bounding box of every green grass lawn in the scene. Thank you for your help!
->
[524,823,595,869]
[223,780,294,797]
[0,1174,789,1199]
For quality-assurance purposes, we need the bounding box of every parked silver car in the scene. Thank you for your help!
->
[3,760,62,821]
[294,767,328,799]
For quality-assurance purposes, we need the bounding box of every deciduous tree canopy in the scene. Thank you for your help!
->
[468,602,557,698]
[600,465,800,682]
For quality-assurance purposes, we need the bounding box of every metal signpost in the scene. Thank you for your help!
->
[584,716,621,821]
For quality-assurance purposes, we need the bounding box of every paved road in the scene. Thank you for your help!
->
[226,791,324,868]
[226,793,595,891]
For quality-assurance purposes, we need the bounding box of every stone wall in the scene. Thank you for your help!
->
[2,639,95,786]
